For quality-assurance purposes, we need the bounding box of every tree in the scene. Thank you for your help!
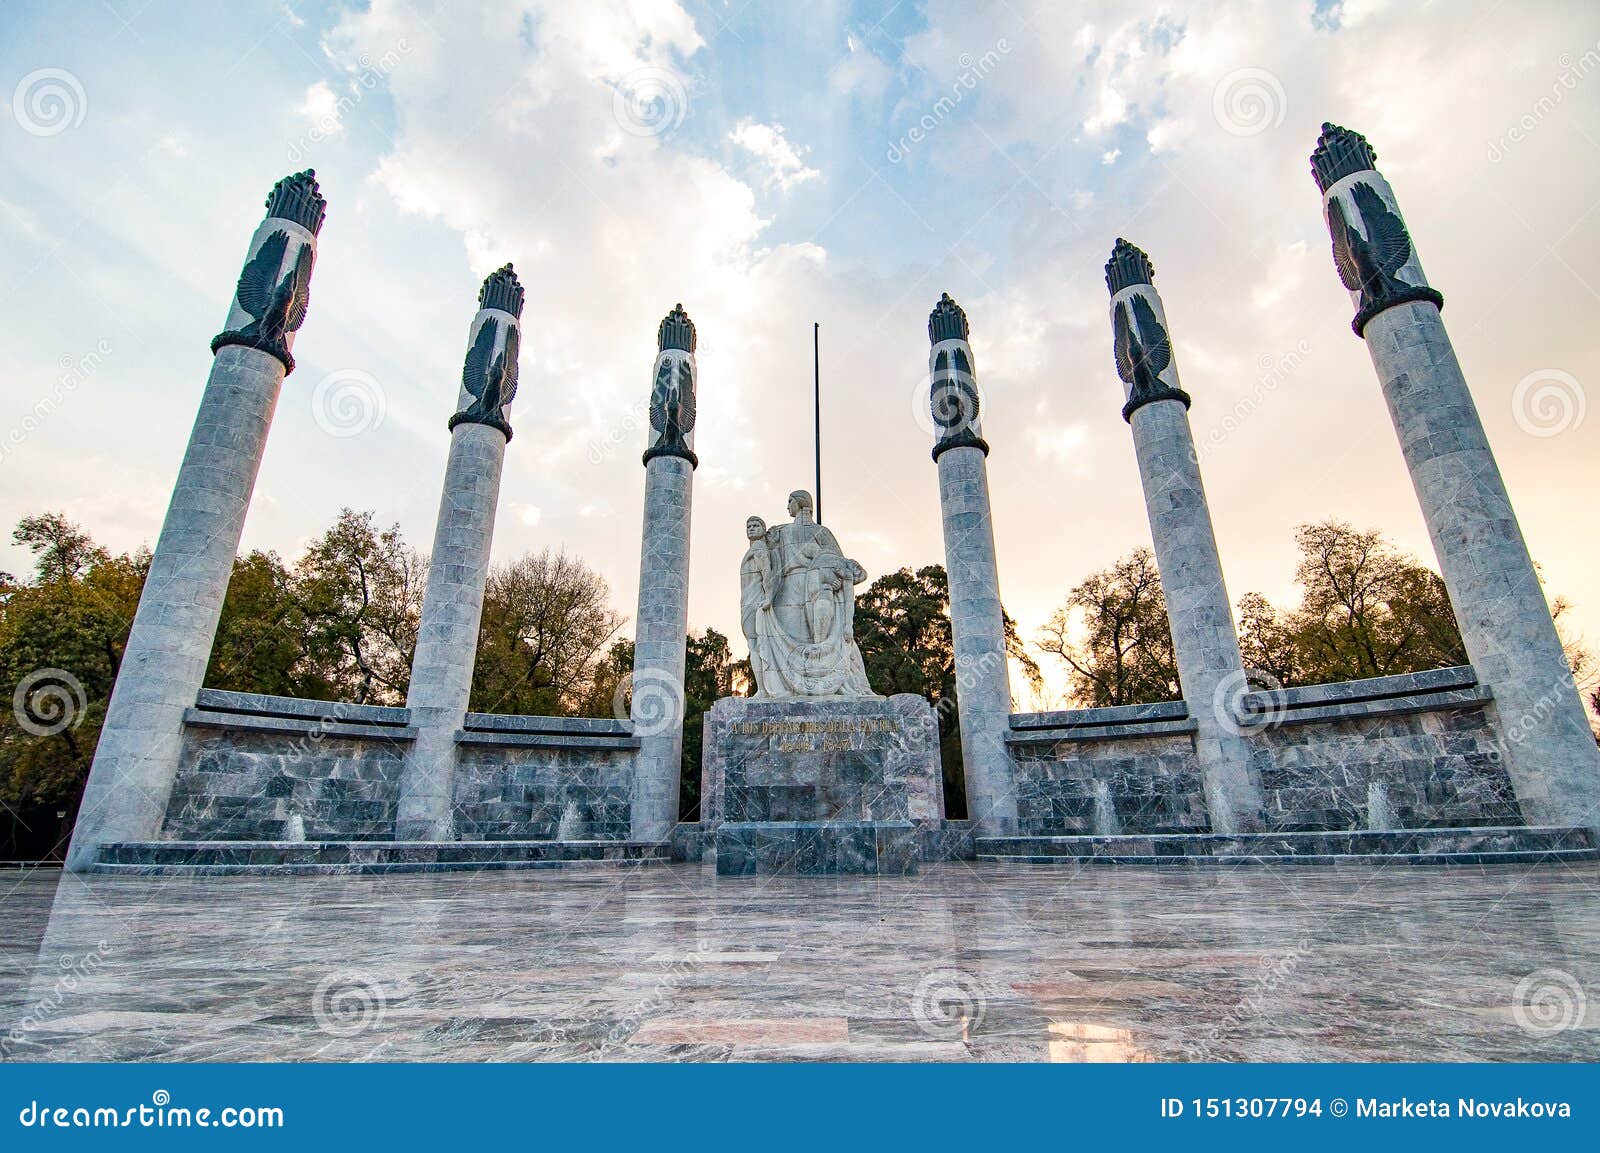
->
[295,509,425,705]
[1037,547,1179,707]
[679,628,736,821]
[0,515,144,858]
[851,564,1034,819]
[205,550,328,699]
[1280,520,1467,680]
[471,549,625,715]
[575,638,634,720]
[1236,591,1301,689]
[12,513,108,584]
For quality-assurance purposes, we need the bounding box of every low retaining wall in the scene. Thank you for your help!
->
[163,690,412,841]
[452,713,638,840]
[161,691,639,842]
[1007,701,1207,836]
[1006,667,1520,836]
[1243,667,1517,830]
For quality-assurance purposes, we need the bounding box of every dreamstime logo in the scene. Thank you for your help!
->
[613,668,685,738]
[1213,667,1286,735]
[1211,67,1286,137]
[13,668,87,737]
[587,397,649,465]
[910,968,987,1040]
[1,338,113,464]
[1487,41,1600,163]
[1196,339,1311,460]
[311,369,386,438]
[1511,968,1586,1037]
[886,39,1011,163]
[613,66,687,137]
[288,40,411,163]
[1,941,112,1057]
[311,970,386,1037]
[1512,369,1585,438]
[11,68,87,137]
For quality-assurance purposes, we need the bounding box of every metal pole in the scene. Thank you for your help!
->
[813,321,822,524]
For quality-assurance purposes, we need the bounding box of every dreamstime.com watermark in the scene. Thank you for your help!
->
[886,40,1011,163]
[1511,968,1587,1037]
[312,969,388,1037]
[587,397,650,464]
[1487,40,1600,162]
[1511,368,1585,438]
[12,668,88,737]
[17,1091,283,1130]
[613,66,688,137]
[1211,66,1287,137]
[1212,667,1289,736]
[311,368,387,438]
[1,942,112,1057]
[613,668,686,738]
[1195,339,1312,461]
[288,41,411,163]
[1184,940,1313,1059]
[10,67,87,137]
[1,339,113,463]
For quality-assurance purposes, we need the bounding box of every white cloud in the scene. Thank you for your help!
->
[298,81,343,134]
[728,120,820,192]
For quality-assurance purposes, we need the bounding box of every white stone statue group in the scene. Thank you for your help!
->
[739,490,876,698]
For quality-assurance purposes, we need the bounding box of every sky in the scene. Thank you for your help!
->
[1,0,1597,710]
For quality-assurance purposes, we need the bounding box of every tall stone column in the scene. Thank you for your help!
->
[628,305,697,842]
[396,266,524,841]
[1105,240,1264,834]
[927,294,1017,837]
[1312,122,1600,829]
[65,172,327,871]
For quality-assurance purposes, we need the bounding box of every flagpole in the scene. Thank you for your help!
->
[813,321,822,525]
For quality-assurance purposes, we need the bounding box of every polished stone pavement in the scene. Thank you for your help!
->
[2,860,1597,1062]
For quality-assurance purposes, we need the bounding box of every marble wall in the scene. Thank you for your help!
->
[1006,669,1521,836]
[164,726,406,842]
[451,747,634,840]
[157,692,638,844]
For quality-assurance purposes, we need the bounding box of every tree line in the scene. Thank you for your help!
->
[3,509,1592,860]
[1038,519,1593,708]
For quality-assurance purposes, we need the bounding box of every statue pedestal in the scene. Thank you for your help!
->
[701,694,943,874]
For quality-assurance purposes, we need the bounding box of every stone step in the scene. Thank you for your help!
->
[91,840,672,875]
[974,825,1598,866]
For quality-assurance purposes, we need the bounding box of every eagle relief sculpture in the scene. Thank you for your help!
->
[1327,181,1417,318]
[220,229,314,370]
[739,491,875,698]
[645,303,697,465]
[211,169,325,373]
[452,315,519,438]
[1113,292,1174,410]
[449,263,523,440]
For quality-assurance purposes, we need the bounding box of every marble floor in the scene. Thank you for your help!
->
[2,860,1598,1062]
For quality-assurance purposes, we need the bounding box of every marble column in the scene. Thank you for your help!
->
[1105,239,1264,834]
[1312,122,1600,829]
[928,294,1017,837]
[628,305,697,842]
[65,172,327,871]
[396,266,524,841]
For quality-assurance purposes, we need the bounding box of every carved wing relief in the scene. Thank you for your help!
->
[497,323,520,411]
[235,230,289,326]
[283,242,314,334]
[461,317,498,403]
[1351,181,1413,276]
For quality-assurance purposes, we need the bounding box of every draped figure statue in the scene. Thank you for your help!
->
[738,491,875,698]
